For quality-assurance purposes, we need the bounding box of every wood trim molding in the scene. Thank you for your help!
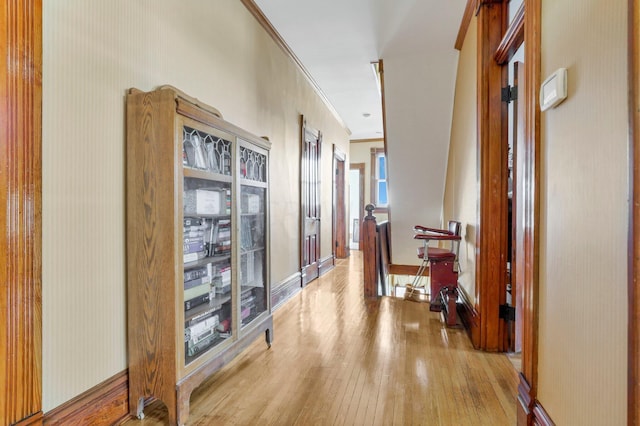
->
[350,138,384,144]
[378,60,391,223]
[455,0,478,50]
[388,264,429,277]
[518,0,542,424]
[475,0,508,352]
[240,0,350,135]
[271,272,302,311]
[456,285,480,346]
[370,147,387,213]
[318,255,336,276]
[517,373,533,425]
[350,163,366,247]
[494,2,524,65]
[0,1,43,425]
[44,371,129,426]
[14,413,43,426]
[532,401,555,426]
[629,0,640,423]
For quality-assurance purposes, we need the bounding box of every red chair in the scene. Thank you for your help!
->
[406,221,461,326]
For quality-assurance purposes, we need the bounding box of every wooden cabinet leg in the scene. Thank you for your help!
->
[265,327,273,348]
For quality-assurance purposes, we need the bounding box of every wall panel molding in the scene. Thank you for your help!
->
[629,0,640,423]
[0,0,43,424]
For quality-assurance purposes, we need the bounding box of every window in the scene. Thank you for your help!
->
[370,148,388,210]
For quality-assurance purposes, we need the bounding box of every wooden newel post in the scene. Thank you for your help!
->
[363,204,378,298]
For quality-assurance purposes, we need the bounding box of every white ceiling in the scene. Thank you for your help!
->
[253,0,467,140]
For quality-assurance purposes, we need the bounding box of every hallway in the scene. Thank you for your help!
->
[129,252,518,425]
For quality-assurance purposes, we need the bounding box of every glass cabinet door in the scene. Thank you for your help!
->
[182,125,234,365]
[239,144,268,327]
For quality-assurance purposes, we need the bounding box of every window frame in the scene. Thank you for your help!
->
[370,148,388,213]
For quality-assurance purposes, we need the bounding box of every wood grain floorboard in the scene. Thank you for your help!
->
[124,252,518,425]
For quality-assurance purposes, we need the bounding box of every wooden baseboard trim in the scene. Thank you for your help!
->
[271,272,302,311]
[517,373,533,425]
[388,263,429,276]
[44,370,129,426]
[318,255,335,276]
[14,412,43,426]
[456,285,480,347]
[532,400,555,426]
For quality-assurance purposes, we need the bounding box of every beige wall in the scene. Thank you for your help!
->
[42,1,350,411]
[443,16,478,302]
[384,51,460,265]
[349,140,388,223]
[537,0,628,423]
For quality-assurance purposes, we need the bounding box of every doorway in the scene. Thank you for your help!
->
[333,147,348,259]
[349,163,365,251]
[506,54,525,355]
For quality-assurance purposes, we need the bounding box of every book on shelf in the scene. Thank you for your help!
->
[183,238,205,254]
[184,275,212,291]
[184,229,205,239]
[184,265,209,283]
[183,217,203,227]
[241,307,252,320]
[184,282,212,300]
[184,292,212,311]
[185,306,219,327]
[184,188,225,215]
[184,251,206,264]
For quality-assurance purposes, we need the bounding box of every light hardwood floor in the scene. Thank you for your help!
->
[126,251,518,425]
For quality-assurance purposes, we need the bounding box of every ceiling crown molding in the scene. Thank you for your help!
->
[240,0,351,135]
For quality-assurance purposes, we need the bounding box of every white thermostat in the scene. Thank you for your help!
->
[539,68,568,111]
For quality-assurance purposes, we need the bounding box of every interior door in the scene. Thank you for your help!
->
[300,117,322,286]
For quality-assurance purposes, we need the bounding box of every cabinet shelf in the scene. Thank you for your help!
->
[184,294,232,322]
[184,167,233,183]
[127,86,271,426]
[241,247,265,254]
[183,254,231,269]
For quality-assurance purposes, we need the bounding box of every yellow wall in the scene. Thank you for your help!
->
[42,1,350,411]
[537,0,628,423]
[443,16,478,303]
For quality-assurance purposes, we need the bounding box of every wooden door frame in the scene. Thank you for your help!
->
[333,146,348,259]
[459,0,541,422]
[511,60,525,354]
[517,0,542,423]
[0,0,43,424]
[475,0,509,352]
[629,0,640,423]
[350,163,365,246]
[488,0,542,422]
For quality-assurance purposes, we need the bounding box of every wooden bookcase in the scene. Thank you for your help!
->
[126,86,272,426]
